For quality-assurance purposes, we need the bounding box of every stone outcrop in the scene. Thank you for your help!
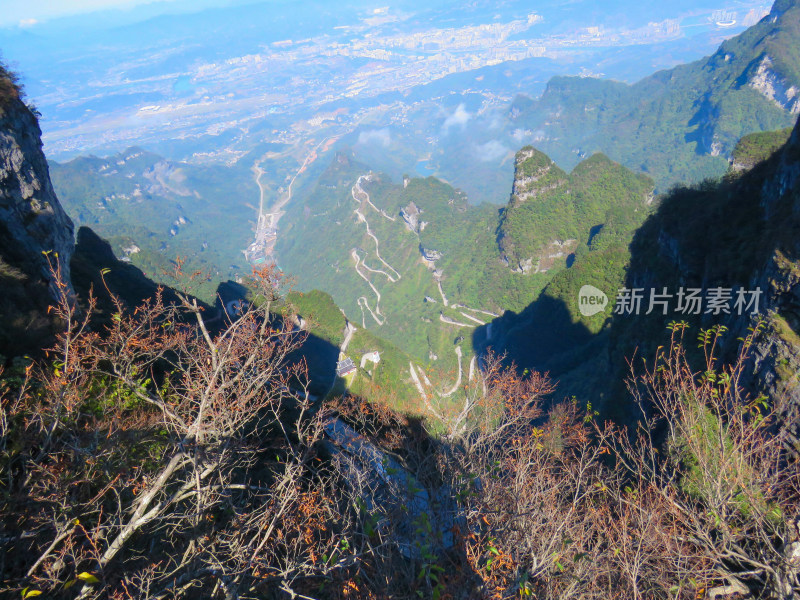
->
[400,201,420,232]
[749,55,800,115]
[624,121,800,406]
[509,238,578,274]
[0,75,75,356]
[0,92,74,293]
[510,147,567,204]
[419,244,443,264]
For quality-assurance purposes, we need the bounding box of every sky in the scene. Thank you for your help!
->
[0,0,236,27]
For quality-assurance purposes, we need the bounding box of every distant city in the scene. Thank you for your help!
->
[3,2,770,161]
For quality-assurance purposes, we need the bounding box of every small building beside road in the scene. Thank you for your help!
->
[360,351,380,369]
[336,357,356,377]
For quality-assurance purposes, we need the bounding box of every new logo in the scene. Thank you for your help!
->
[578,285,609,317]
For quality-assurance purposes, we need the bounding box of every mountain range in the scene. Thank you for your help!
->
[508,0,800,190]
[2,3,800,597]
[32,0,800,412]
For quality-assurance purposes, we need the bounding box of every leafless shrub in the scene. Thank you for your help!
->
[0,264,368,599]
[3,263,798,600]
[616,322,800,599]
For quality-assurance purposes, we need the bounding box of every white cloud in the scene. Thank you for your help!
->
[512,128,527,142]
[442,103,471,132]
[18,18,39,27]
[474,140,509,163]
[357,128,391,147]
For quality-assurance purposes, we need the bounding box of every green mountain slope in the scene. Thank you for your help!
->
[509,0,800,190]
[275,146,654,400]
[50,147,258,301]
[498,149,653,273]
[281,289,418,410]
[609,123,800,408]
[482,123,800,417]
[276,151,488,376]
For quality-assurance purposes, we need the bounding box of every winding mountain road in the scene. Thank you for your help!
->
[353,175,396,222]
[441,346,463,398]
[409,362,426,397]
[436,279,449,306]
[439,313,473,328]
[352,208,401,281]
[341,320,356,354]
[453,304,500,318]
[357,296,384,326]
[459,312,486,325]
[353,249,396,282]
[352,251,386,325]
[247,136,334,262]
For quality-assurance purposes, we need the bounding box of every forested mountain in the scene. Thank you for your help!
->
[33,0,800,393]
[2,14,800,597]
[2,81,799,599]
[482,123,800,417]
[276,146,653,395]
[50,148,257,300]
[508,0,800,190]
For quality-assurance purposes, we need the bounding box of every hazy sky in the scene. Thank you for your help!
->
[1,0,234,27]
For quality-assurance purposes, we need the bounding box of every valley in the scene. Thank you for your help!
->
[2,3,800,598]
[17,0,800,411]
[246,136,337,264]
[270,141,654,409]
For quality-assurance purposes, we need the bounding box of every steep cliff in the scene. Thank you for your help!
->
[0,67,74,357]
[602,119,800,414]
[497,148,652,274]
[479,121,800,416]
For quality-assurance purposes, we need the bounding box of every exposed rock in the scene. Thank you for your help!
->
[121,243,140,257]
[509,146,568,205]
[537,239,577,272]
[419,244,443,263]
[512,239,578,274]
[749,55,800,115]
[0,79,75,356]
[626,121,800,407]
[323,417,455,558]
[0,94,74,292]
[747,250,800,405]
[512,257,534,274]
[400,201,420,232]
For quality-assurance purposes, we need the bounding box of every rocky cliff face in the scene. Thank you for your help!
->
[749,251,800,403]
[617,119,800,407]
[0,92,74,290]
[740,125,800,402]
[508,147,567,204]
[0,73,74,357]
[497,147,651,275]
[508,0,800,191]
[748,54,800,115]
[478,124,800,417]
